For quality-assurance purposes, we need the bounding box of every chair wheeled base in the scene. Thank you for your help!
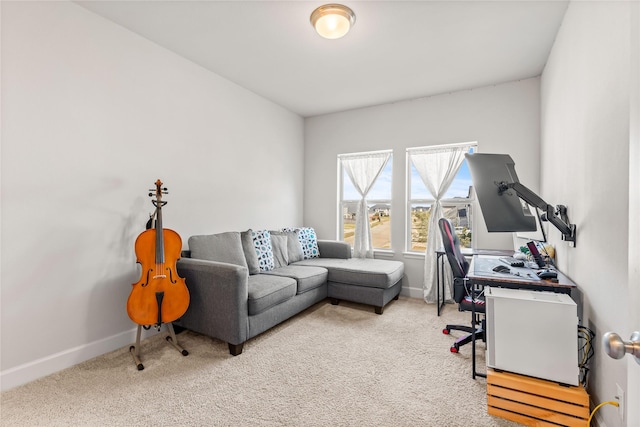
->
[443,323,485,353]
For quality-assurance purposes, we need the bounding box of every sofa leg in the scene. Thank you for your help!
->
[330,298,340,305]
[228,342,244,356]
[393,293,400,300]
[375,306,384,315]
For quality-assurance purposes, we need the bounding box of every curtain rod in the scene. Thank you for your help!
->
[338,149,393,158]
[406,141,476,153]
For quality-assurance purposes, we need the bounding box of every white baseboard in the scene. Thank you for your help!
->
[3,289,426,392]
[401,286,424,299]
[0,326,158,392]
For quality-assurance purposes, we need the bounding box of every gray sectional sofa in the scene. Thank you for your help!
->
[175,228,405,355]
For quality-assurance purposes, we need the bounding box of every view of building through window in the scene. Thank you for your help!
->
[408,202,473,251]
[340,157,392,250]
[407,144,476,252]
[338,144,475,253]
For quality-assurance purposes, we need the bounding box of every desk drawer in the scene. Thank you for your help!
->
[487,369,589,427]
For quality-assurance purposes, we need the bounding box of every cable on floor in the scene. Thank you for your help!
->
[587,401,619,426]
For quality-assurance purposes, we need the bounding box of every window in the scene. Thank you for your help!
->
[338,151,392,250]
[406,143,476,252]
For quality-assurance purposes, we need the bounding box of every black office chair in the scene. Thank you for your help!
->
[438,218,485,353]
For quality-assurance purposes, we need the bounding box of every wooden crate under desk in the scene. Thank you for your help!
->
[487,369,589,427]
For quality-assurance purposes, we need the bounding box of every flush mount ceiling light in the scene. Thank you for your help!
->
[310,4,356,39]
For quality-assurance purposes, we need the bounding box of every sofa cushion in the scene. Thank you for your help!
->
[247,274,296,315]
[188,232,248,269]
[263,265,328,294]
[251,230,275,272]
[271,230,304,264]
[292,258,404,289]
[241,230,260,275]
[270,234,289,268]
[317,240,351,259]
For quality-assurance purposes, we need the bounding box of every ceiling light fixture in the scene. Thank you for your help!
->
[310,4,356,39]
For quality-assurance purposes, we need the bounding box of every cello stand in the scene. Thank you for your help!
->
[129,322,188,371]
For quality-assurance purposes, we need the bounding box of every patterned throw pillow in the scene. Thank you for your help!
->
[295,227,320,259]
[251,230,275,271]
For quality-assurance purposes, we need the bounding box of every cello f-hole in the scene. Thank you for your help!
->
[141,269,152,287]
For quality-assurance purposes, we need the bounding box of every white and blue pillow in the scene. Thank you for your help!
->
[283,227,319,260]
[251,229,275,271]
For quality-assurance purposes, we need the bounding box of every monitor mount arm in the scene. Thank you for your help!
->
[497,181,576,246]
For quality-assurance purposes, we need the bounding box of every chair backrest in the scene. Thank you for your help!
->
[438,218,469,279]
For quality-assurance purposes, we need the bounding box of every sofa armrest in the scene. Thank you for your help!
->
[318,240,352,259]
[176,258,249,346]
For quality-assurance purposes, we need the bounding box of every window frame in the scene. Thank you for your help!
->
[405,143,477,253]
[337,149,393,251]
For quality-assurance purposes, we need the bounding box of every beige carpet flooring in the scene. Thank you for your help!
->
[0,297,520,426]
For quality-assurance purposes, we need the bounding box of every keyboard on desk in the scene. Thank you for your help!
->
[499,257,525,268]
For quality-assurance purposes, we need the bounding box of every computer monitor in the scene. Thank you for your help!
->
[466,153,537,232]
[466,152,576,245]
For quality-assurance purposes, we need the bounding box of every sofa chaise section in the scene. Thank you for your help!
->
[294,245,404,314]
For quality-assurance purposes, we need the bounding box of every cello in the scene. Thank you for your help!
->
[127,180,190,327]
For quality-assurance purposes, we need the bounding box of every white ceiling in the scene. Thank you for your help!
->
[76,1,569,117]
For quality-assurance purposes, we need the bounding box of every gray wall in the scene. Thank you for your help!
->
[541,2,639,426]
[1,2,304,389]
[304,78,541,296]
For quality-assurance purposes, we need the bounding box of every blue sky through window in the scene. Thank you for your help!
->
[342,147,474,201]
[411,160,472,199]
[343,160,392,201]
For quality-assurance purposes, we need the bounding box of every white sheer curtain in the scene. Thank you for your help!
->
[409,144,472,303]
[341,151,391,258]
